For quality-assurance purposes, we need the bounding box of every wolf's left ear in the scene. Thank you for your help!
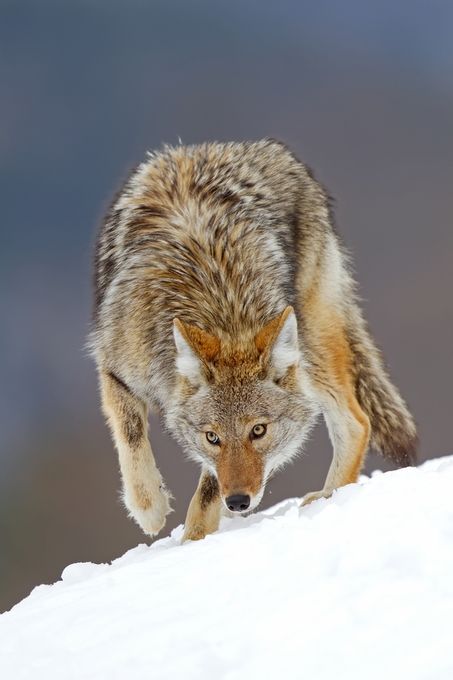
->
[173,318,220,384]
[255,306,300,378]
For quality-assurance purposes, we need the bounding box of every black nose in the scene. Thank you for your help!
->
[226,494,250,512]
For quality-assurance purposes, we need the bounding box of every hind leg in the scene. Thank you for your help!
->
[183,469,222,542]
[302,324,371,505]
[100,369,172,536]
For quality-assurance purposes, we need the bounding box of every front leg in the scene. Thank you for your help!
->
[182,470,222,542]
[302,393,370,506]
[100,369,172,536]
[301,319,371,507]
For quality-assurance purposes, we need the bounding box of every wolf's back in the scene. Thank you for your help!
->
[93,139,318,333]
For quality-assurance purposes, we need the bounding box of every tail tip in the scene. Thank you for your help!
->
[383,434,418,468]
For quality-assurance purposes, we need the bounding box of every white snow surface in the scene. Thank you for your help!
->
[1,457,453,679]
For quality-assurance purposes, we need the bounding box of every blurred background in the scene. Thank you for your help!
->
[1,0,452,612]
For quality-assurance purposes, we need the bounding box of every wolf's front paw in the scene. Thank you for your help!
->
[182,523,208,543]
[125,481,172,537]
[301,488,333,507]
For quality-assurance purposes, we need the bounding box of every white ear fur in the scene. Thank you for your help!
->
[270,310,300,377]
[173,322,202,383]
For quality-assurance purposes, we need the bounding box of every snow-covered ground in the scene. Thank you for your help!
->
[1,457,453,679]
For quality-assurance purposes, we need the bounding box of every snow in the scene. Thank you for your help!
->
[2,457,453,679]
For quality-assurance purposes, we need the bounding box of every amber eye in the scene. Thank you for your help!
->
[251,424,267,439]
[206,431,220,445]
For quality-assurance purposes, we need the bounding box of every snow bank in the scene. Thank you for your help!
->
[1,457,453,679]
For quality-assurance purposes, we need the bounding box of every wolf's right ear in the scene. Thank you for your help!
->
[173,319,220,384]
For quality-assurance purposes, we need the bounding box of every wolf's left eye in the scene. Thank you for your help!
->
[206,431,220,445]
[251,424,267,439]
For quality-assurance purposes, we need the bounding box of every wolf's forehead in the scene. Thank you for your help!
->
[206,383,276,420]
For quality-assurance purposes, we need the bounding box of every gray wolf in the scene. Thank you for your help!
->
[90,139,416,541]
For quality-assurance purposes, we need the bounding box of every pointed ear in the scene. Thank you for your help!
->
[173,319,220,383]
[255,306,300,378]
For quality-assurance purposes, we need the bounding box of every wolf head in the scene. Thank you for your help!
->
[166,307,318,513]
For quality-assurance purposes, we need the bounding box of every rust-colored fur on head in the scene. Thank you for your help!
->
[91,139,417,540]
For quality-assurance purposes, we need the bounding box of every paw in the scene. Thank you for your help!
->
[300,488,333,507]
[125,481,173,537]
[181,523,208,543]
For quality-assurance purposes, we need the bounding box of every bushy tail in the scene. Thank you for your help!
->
[347,310,417,467]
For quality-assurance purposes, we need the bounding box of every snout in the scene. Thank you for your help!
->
[225,494,250,513]
[216,443,265,514]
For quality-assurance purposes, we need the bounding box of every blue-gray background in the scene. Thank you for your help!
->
[1,0,452,612]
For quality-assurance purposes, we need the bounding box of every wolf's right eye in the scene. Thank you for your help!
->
[206,431,220,445]
[251,423,267,439]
